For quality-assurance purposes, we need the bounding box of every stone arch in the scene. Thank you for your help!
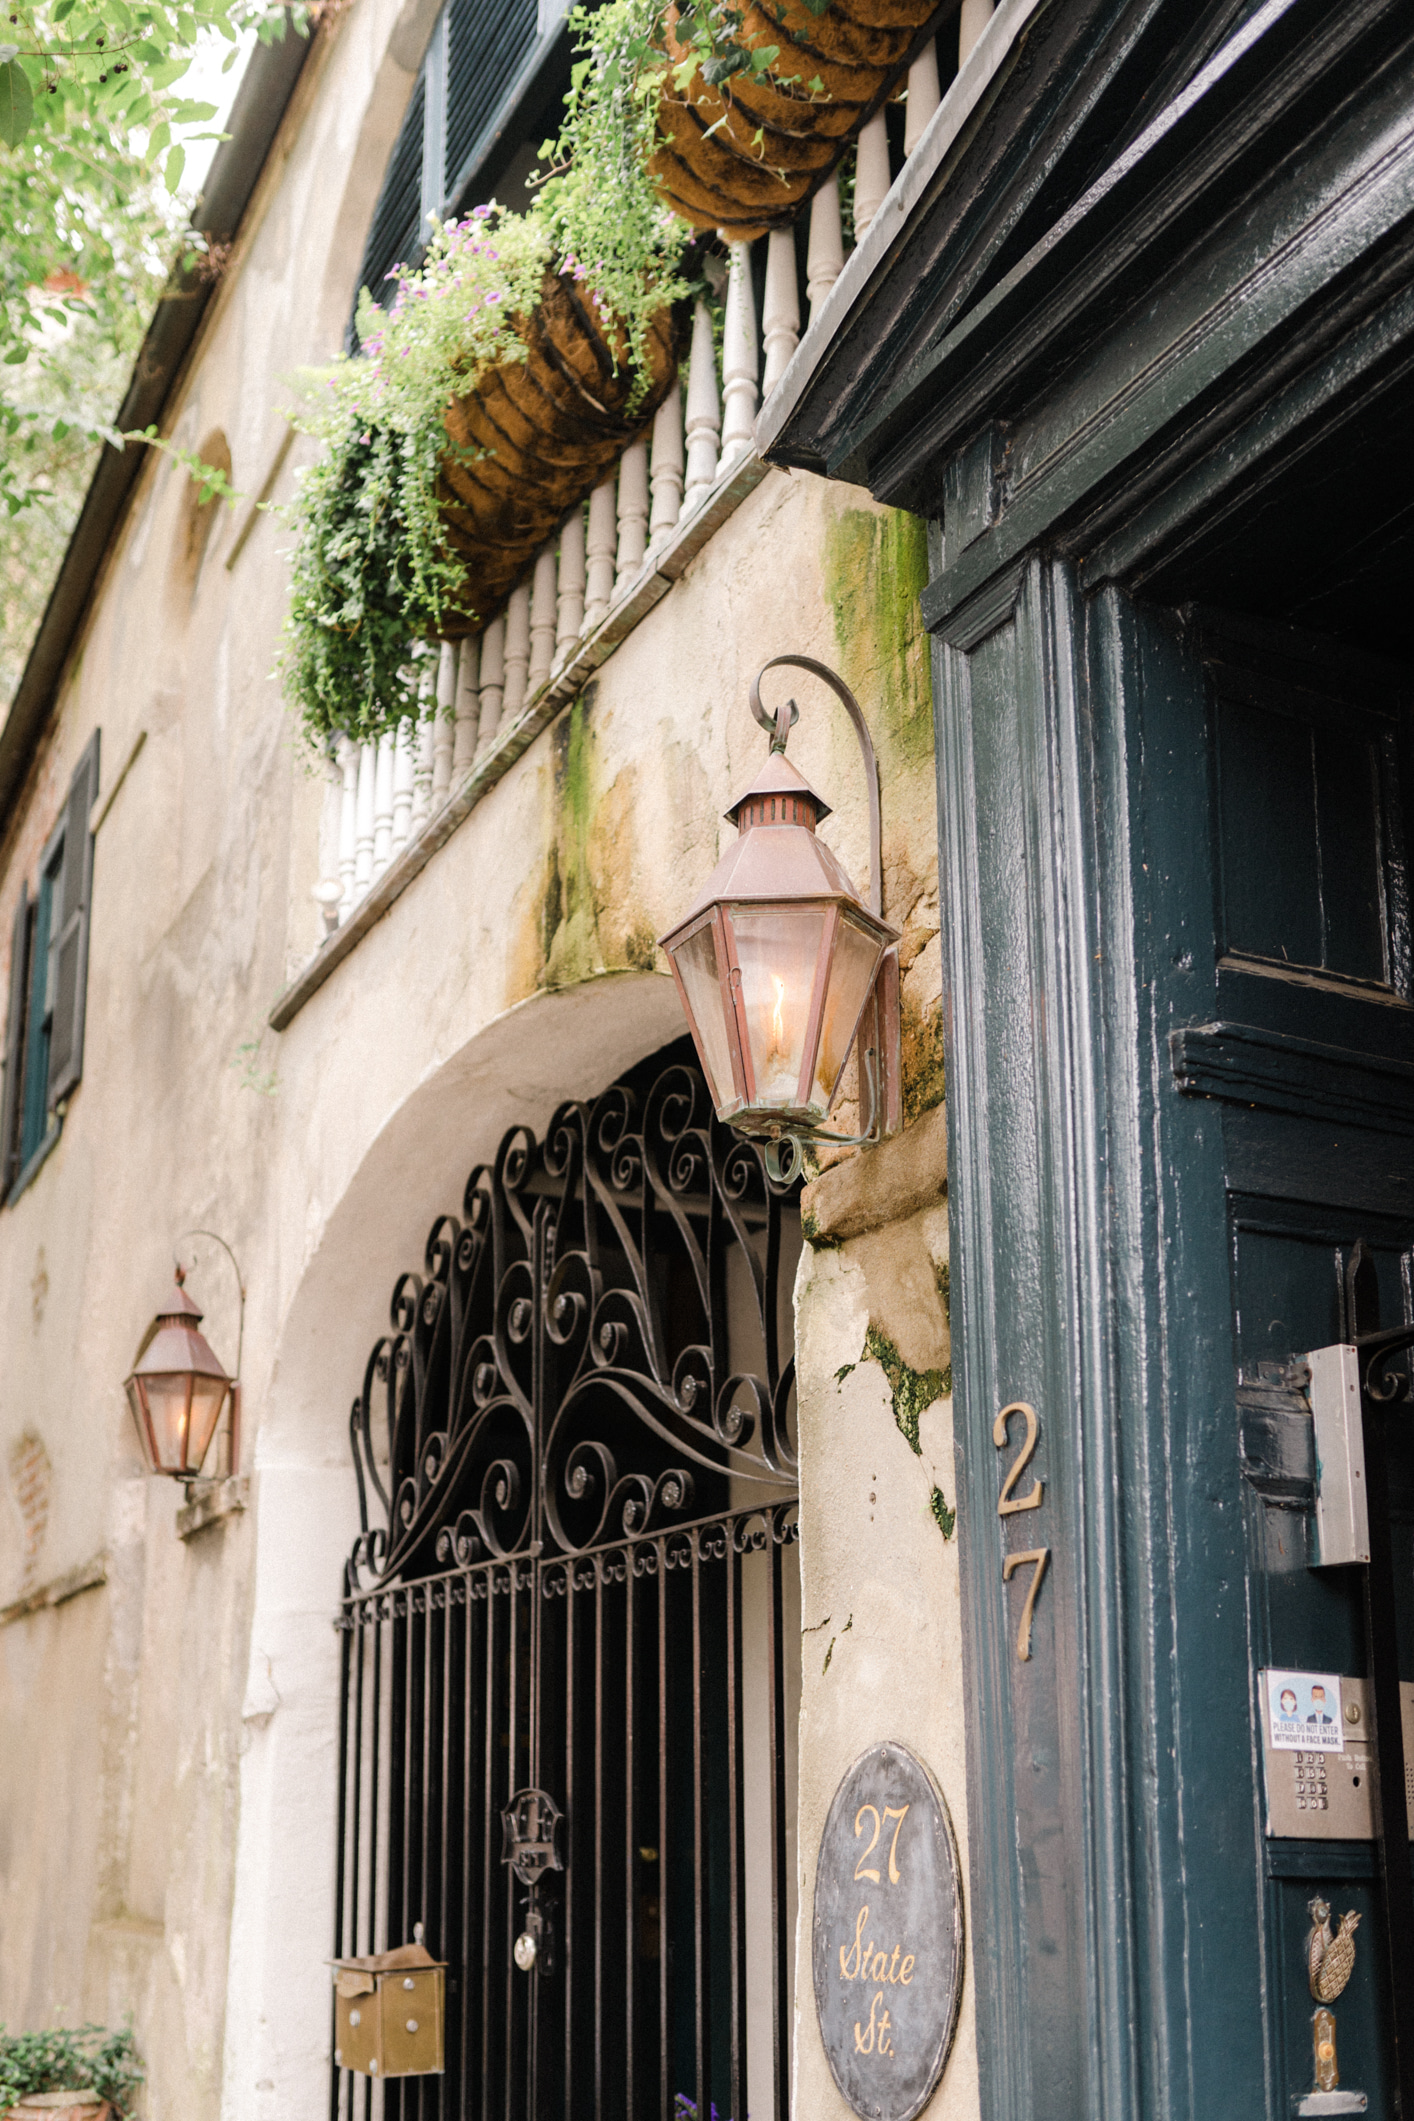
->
[220,969,684,2120]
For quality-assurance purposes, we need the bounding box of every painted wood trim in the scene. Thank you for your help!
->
[921,40,1414,627]
[1170,1020,1414,1133]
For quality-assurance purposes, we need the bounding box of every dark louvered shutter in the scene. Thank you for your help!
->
[352,72,427,328]
[445,0,538,201]
[1,883,30,1195]
[46,729,99,1110]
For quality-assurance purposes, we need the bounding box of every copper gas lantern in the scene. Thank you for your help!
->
[659,656,903,1180]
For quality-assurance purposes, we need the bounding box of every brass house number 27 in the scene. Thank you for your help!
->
[994,1401,1049,1662]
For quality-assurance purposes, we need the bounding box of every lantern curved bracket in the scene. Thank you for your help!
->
[748,656,883,919]
[176,1228,246,1381]
[763,1043,883,1187]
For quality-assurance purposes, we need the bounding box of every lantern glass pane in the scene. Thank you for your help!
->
[811,910,888,1114]
[669,921,734,1111]
[186,1375,229,1476]
[138,1372,195,1473]
[729,904,829,1110]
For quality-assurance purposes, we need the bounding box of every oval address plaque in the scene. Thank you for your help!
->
[812,1741,963,2121]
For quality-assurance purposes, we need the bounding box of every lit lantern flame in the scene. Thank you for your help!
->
[770,976,786,1058]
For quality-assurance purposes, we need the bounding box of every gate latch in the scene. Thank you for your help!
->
[502,1788,564,1976]
[501,1788,565,1885]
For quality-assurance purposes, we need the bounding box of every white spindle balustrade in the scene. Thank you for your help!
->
[762,228,800,397]
[683,298,722,513]
[807,176,845,324]
[410,665,435,832]
[337,738,358,920]
[614,437,650,591]
[718,241,759,468]
[355,743,377,892]
[904,38,940,155]
[584,475,617,628]
[391,718,414,856]
[854,112,891,240]
[478,615,506,753]
[432,642,456,806]
[373,733,395,879]
[503,582,531,725]
[958,0,993,64]
[648,379,684,551]
[453,636,479,773]
[314,756,343,934]
[556,508,586,655]
[530,541,558,691]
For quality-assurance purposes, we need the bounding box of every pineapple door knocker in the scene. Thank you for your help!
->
[1300,1897,1366,2116]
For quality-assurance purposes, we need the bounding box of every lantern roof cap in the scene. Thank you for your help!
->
[663,816,901,942]
[156,1269,204,1324]
[724,748,831,826]
[126,1270,231,1385]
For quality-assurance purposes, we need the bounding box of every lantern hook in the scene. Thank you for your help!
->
[749,655,883,918]
[175,1228,246,1382]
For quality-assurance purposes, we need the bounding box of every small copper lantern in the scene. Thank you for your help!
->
[660,656,902,1179]
[124,1268,237,1481]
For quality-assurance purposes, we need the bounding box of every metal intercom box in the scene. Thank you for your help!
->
[331,1939,446,2078]
[1262,1677,1414,1840]
[1306,1345,1371,1568]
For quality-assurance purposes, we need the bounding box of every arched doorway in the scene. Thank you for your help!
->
[331,1038,802,2120]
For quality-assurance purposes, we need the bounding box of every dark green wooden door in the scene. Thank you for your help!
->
[1174,613,1414,2116]
[934,575,1414,2120]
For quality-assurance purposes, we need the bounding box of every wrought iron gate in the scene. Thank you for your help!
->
[332,1049,801,2121]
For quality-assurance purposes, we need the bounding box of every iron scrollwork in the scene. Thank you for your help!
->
[343,1060,799,1596]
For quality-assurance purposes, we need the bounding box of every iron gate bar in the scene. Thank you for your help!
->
[333,1058,801,2121]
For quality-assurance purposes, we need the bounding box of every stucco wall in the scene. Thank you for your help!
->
[0,0,968,2113]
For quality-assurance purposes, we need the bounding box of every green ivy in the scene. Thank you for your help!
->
[280,0,701,751]
[0,2024,144,2119]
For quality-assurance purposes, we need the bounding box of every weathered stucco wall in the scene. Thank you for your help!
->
[0,0,967,2112]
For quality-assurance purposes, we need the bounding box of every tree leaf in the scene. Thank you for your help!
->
[163,140,184,192]
[0,57,34,146]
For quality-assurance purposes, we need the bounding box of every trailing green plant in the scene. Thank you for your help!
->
[0,2023,144,2118]
[281,0,856,747]
[535,0,693,392]
[281,204,552,744]
[281,0,700,749]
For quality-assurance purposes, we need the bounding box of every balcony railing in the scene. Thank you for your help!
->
[291,2,994,1013]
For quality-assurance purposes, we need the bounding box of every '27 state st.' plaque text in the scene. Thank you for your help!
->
[812,1742,964,2121]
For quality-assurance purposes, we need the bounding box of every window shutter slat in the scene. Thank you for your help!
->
[46,729,99,1109]
[1,883,30,1195]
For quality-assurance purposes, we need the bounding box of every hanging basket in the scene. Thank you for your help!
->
[650,0,955,240]
[436,271,678,636]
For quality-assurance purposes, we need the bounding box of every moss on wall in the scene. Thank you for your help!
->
[824,505,932,768]
[901,989,946,1125]
[863,1322,947,1455]
[530,684,660,992]
[541,693,602,987]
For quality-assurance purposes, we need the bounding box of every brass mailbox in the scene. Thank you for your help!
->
[331,1937,446,2079]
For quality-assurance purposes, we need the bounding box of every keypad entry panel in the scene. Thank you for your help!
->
[1263,1678,1414,1840]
